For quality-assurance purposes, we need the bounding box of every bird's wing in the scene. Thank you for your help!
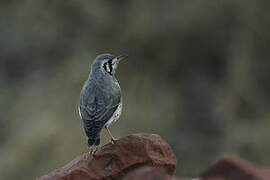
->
[79,85,120,138]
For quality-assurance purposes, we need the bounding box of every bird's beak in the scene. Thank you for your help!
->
[116,55,128,63]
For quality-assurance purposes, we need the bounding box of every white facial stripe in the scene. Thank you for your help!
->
[103,61,113,74]
[107,62,113,73]
[105,63,109,72]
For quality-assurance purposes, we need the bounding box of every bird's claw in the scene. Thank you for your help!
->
[89,147,98,156]
[110,138,117,144]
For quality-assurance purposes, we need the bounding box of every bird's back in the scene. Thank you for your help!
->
[79,77,121,146]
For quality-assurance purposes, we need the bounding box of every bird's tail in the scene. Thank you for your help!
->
[88,137,100,147]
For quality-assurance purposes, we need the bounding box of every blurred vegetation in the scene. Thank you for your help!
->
[0,0,270,179]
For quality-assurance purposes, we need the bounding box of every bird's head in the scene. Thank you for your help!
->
[91,53,128,76]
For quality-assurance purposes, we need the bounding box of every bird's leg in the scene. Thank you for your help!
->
[105,126,117,144]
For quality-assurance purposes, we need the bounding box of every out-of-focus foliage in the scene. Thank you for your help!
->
[0,0,270,179]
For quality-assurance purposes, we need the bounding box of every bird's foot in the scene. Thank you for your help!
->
[89,147,98,156]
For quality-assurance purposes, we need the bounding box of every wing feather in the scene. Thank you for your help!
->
[79,83,120,138]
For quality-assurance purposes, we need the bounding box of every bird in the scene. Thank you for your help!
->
[78,53,127,153]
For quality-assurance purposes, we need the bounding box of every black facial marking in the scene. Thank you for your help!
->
[103,60,113,75]
[108,59,113,73]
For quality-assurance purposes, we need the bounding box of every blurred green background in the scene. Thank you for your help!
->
[1,0,270,179]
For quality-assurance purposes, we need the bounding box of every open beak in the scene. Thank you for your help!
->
[116,54,128,63]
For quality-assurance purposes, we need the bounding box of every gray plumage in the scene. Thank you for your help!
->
[79,53,125,147]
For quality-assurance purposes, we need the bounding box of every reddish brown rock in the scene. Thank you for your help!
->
[201,155,270,180]
[37,134,177,180]
[122,166,191,180]
[122,166,172,180]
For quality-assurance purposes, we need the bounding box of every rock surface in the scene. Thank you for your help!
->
[37,134,270,180]
[122,166,172,180]
[200,155,270,180]
[37,134,177,180]
[122,166,190,180]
